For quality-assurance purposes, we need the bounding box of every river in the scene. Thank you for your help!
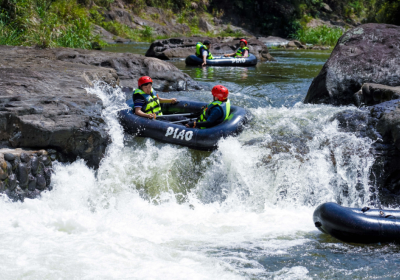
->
[0,43,398,279]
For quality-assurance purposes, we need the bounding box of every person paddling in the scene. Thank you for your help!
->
[196,40,214,67]
[224,39,249,58]
[186,85,230,129]
[133,76,177,119]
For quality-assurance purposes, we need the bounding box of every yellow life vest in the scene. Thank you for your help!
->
[235,46,249,57]
[196,42,214,60]
[133,88,163,116]
[198,99,230,129]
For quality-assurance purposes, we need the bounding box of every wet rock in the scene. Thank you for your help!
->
[17,163,29,188]
[4,153,15,161]
[12,157,20,171]
[305,23,400,105]
[50,154,57,161]
[44,168,52,186]
[0,167,7,180]
[31,156,39,176]
[7,174,18,191]
[286,40,306,49]
[20,153,30,163]
[0,181,4,192]
[356,83,400,106]
[40,155,51,166]
[25,189,41,199]
[28,174,37,191]
[36,174,46,190]
[47,149,57,155]
[145,37,275,62]
[0,46,117,169]
[6,161,12,176]
[5,189,23,202]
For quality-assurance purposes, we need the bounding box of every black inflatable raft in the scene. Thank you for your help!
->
[313,202,400,244]
[185,54,258,66]
[119,99,249,150]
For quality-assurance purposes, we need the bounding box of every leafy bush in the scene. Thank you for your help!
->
[292,25,344,46]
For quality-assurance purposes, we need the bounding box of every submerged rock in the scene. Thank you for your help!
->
[305,23,400,106]
[145,37,275,62]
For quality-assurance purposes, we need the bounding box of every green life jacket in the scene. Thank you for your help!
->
[235,46,249,57]
[195,42,214,60]
[198,99,230,129]
[133,88,163,116]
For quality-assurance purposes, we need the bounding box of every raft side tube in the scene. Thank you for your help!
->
[119,99,249,150]
[185,54,258,66]
[313,202,400,244]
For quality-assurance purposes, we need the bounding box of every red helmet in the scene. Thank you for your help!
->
[240,39,247,46]
[138,76,153,88]
[211,85,229,101]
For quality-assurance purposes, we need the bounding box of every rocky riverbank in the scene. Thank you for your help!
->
[0,45,199,176]
[0,149,55,202]
[305,23,400,205]
[145,37,275,61]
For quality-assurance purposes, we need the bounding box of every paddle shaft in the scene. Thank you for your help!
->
[157,113,199,119]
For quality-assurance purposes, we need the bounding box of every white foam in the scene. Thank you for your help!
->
[0,84,375,279]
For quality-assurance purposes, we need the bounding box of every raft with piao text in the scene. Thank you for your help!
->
[313,202,400,244]
[185,54,258,67]
[119,99,249,150]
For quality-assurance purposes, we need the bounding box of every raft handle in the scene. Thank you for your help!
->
[314,221,322,228]
[361,207,370,213]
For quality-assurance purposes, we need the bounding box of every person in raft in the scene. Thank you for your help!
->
[133,76,177,119]
[186,85,230,129]
[224,39,249,58]
[196,40,214,67]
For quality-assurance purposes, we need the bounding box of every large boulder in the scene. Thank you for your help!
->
[54,48,197,91]
[0,46,199,168]
[331,99,400,206]
[0,46,117,168]
[145,37,275,62]
[305,23,400,105]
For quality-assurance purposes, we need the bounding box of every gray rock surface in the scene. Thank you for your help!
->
[55,47,197,91]
[354,83,400,106]
[0,45,199,168]
[305,23,400,105]
[145,37,275,62]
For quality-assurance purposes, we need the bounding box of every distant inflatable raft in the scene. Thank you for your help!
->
[185,54,258,66]
[313,202,400,244]
[119,99,249,150]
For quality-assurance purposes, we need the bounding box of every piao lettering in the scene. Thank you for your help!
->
[232,58,245,63]
[165,127,193,141]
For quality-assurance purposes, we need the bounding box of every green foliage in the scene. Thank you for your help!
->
[375,0,400,25]
[0,0,105,48]
[292,25,344,46]
[0,20,23,45]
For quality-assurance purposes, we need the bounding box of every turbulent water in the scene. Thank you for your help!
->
[1,46,399,279]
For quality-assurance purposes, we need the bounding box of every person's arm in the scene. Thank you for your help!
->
[201,50,208,66]
[135,107,156,119]
[159,97,177,104]
[133,95,156,119]
[224,52,236,57]
[186,107,223,128]
[243,50,249,57]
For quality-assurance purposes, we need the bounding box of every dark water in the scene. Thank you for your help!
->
[78,42,400,280]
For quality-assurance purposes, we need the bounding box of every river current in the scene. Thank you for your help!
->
[1,43,399,279]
